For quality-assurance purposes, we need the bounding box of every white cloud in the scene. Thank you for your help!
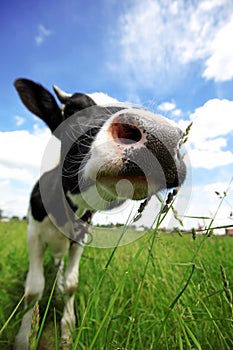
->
[0,164,35,184]
[0,128,51,170]
[172,109,182,117]
[0,180,30,218]
[110,0,233,85]
[188,99,233,143]
[88,92,119,104]
[189,147,233,169]
[157,100,182,119]
[158,101,176,112]
[35,24,52,46]
[203,15,233,81]
[182,181,233,230]
[0,127,51,216]
[14,116,26,126]
[178,98,233,169]
[199,0,228,11]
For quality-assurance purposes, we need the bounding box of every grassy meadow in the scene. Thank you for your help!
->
[0,219,233,349]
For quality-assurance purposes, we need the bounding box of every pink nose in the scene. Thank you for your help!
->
[110,122,143,145]
[109,112,145,146]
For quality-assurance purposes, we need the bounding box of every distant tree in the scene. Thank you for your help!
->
[0,209,3,219]
[115,223,124,227]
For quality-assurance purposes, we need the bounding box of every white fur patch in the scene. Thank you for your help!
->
[28,210,70,259]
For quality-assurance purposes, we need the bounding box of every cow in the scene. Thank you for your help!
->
[13,78,186,349]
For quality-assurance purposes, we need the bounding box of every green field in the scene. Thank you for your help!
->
[0,220,232,349]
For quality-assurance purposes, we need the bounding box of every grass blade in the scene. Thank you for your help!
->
[30,273,58,350]
[0,294,25,336]
[153,264,195,348]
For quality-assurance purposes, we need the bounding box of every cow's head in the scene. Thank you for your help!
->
[14,78,186,203]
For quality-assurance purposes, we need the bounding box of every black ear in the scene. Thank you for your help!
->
[14,78,63,133]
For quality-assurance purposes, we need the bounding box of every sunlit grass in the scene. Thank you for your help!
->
[0,217,233,349]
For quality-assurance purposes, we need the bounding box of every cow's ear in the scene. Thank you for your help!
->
[14,78,62,132]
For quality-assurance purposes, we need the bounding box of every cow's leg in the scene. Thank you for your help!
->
[55,258,65,295]
[14,230,45,350]
[60,242,85,346]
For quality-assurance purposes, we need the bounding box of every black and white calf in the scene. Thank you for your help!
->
[14,78,186,349]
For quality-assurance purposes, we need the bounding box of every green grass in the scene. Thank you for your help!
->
[0,220,233,349]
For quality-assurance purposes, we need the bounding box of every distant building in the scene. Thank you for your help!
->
[226,228,233,236]
[135,226,145,232]
[213,228,225,235]
[1,217,10,222]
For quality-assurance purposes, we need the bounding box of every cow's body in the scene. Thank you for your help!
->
[13,78,186,349]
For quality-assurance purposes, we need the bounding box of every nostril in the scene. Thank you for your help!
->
[111,123,142,145]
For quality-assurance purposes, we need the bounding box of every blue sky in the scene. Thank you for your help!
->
[0,0,233,230]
